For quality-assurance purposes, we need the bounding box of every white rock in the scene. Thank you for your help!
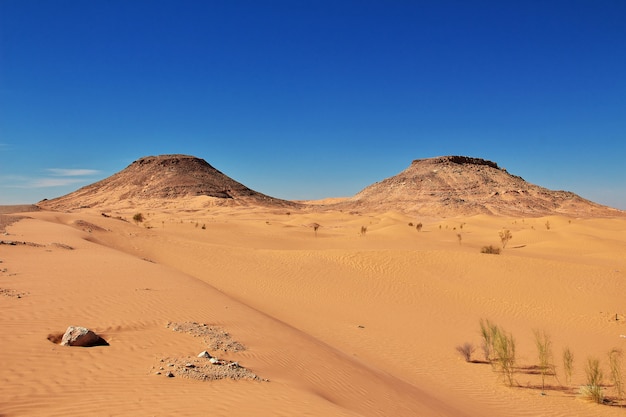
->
[198,350,212,358]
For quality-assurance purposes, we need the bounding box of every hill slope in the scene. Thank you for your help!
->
[335,156,623,217]
[38,154,296,211]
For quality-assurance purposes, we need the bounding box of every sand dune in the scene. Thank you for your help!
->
[1,202,625,416]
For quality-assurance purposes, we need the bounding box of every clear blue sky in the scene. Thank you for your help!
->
[1,0,625,209]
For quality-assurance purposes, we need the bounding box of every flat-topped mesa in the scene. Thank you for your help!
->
[412,156,500,169]
[335,155,624,217]
[38,154,298,211]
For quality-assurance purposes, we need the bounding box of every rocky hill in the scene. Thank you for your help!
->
[38,155,297,211]
[333,156,623,217]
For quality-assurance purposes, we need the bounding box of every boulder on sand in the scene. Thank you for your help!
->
[60,326,108,347]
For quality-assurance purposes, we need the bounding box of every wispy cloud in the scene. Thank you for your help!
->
[30,178,89,188]
[0,168,100,189]
[47,168,100,177]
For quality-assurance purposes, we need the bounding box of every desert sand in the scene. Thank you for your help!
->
[2,199,626,416]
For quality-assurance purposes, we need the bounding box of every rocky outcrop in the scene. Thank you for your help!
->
[38,154,298,211]
[60,326,108,347]
[332,156,624,217]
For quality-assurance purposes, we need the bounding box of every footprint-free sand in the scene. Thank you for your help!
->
[1,202,625,416]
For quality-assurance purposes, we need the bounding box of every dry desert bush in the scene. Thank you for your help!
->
[499,229,512,248]
[481,245,500,255]
[133,212,144,225]
[455,342,475,362]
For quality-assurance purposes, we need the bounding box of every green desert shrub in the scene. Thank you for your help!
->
[580,357,604,403]
[563,347,574,386]
[493,327,517,386]
[609,348,624,404]
[534,329,555,393]
[479,319,516,386]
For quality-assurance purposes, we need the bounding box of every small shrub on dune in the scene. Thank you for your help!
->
[499,229,512,248]
[479,319,516,386]
[416,222,423,231]
[493,327,517,386]
[133,213,144,225]
[609,348,624,404]
[563,347,574,387]
[533,329,555,393]
[481,245,500,255]
[580,357,604,404]
[456,342,475,362]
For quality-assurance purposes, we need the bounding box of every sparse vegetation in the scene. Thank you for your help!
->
[545,220,551,230]
[563,347,574,387]
[609,348,624,404]
[499,229,512,248]
[493,326,517,386]
[456,342,475,362]
[201,224,206,230]
[580,357,604,404]
[464,322,621,406]
[360,226,367,236]
[534,329,555,393]
[408,222,413,227]
[133,213,144,225]
[481,245,500,255]
[479,319,516,386]
[312,223,320,237]
[457,233,462,245]
[479,319,497,362]
[416,222,423,232]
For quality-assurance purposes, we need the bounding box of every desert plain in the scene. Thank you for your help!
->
[1,155,626,416]
[1,202,625,417]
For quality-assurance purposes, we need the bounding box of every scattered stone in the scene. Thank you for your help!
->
[154,356,262,382]
[166,321,246,352]
[60,326,108,347]
[198,350,212,358]
[0,288,28,298]
[166,371,174,378]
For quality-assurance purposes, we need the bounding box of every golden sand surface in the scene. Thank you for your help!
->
[1,201,625,416]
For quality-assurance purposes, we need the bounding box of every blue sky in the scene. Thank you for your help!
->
[1,1,625,209]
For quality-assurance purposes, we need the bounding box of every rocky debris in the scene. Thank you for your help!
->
[166,321,246,352]
[0,240,45,247]
[0,288,27,298]
[154,356,262,382]
[60,326,108,347]
[52,243,74,250]
[74,220,108,232]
